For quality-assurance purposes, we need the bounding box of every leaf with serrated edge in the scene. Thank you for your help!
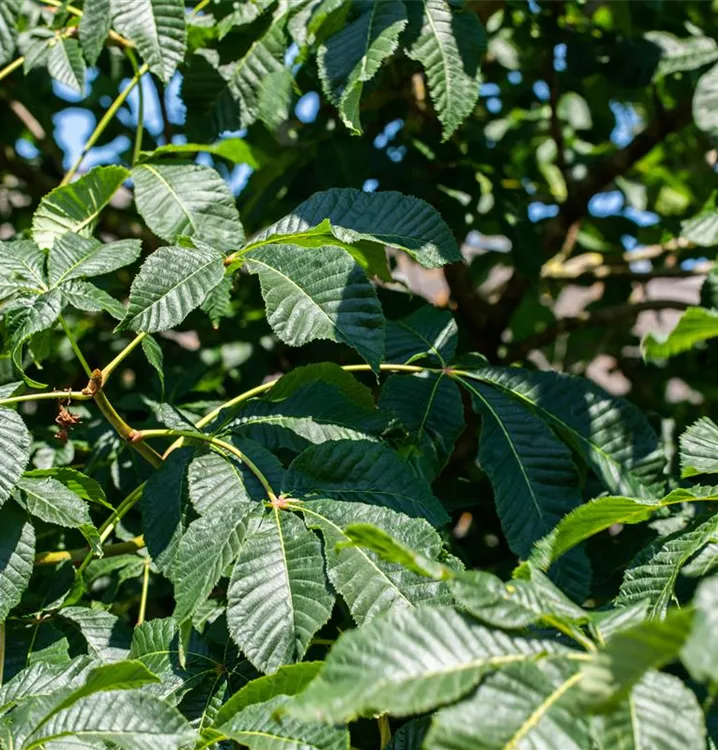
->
[0,502,35,622]
[0,408,31,508]
[79,0,110,65]
[48,234,141,286]
[32,166,129,250]
[59,608,132,663]
[680,417,718,477]
[227,508,334,673]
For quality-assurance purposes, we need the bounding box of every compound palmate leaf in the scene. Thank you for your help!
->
[290,605,563,723]
[246,243,385,371]
[119,243,225,332]
[227,508,334,674]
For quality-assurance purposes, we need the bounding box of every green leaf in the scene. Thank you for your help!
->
[25,689,195,748]
[48,234,141,286]
[297,499,453,624]
[463,378,586,592]
[61,280,126,320]
[118,243,225,333]
[216,693,348,750]
[425,660,587,750]
[532,487,718,570]
[246,244,384,371]
[79,0,111,66]
[680,417,718,477]
[59,607,132,663]
[379,372,464,479]
[593,671,705,750]
[47,37,86,94]
[0,0,21,67]
[138,138,262,168]
[110,0,187,82]
[459,367,665,498]
[284,439,449,526]
[141,335,165,393]
[16,476,100,553]
[318,0,407,134]
[0,407,32,508]
[250,189,461,268]
[227,508,334,674]
[141,448,193,573]
[171,502,257,623]
[213,662,323,726]
[616,514,718,618]
[290,605,564,723]
[449,568,587,630]
[682,208,718,247]
[132,163,244,251]
[0,240,47,291]
[682,577,718,683]
[224,380,387,453]
[642,307,718,361]
[32,165,130,251]
[580,608,693,709]
[385,306,458,365]
[200,275,233,327]
[694,61,718,138]
[0,502,35,622]
[0,656,93,711]
[646,31,718,78]
[386,718,430,750]
[405,0,486,140]
[182,24,287,140]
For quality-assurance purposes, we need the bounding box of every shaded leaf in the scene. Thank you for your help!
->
[0,407,32,508]
[385,306,458,365]
[0,502,35,622]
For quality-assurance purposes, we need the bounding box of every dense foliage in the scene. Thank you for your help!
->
[2,0,718,747]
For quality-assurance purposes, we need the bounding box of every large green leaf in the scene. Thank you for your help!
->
[110,0,187,82]
[593,671,705,750]
[249,189,461,268]
[224,380,387,453]
[616,514,718,618]
[61,280,126,320]
[79,0,110,65]
[532,487,718,570]
[425,660,587,750]
[290,605,564,723]
[0,0,21,66]
[227,508,334,674]
[32,166,129,251]
[379,372,464,479]
[132,164,244,251]
[464,378,583,564]
[680,417,718,477]
[246,244,384,371]
[141,448,193,573]
[0,503,35,622]
[48,234,141,286]
[643,306,718,361]
[47,37,86,94]
[0,408,32,508]
[385,306,458,365]
[694,61,718,138]
[580,608,692,709]
[318,0,407,134]
[24,689,195,748]
[459,367,665,497]
[182,24,287,140]
[118,243,225,333]
[296,499,453,624]
[59,608,132,663]
[138,138,262,168]
[171,502,258,623]
[405,0,486,140]
[284,439,449,526]
[16,476,100,553]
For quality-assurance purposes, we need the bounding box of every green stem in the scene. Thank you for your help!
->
[0,56,24,84]
[127,49,144,166]
[93,389,163,468]
[378,715,391,750]
[61,62,149,185]
[0,390,90,407]
[59,315,93,379]
[137,557,150,625]
[35,534,145,566]
[192,0,211,15]
[101,332,147,383]
[140,429,276,501]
